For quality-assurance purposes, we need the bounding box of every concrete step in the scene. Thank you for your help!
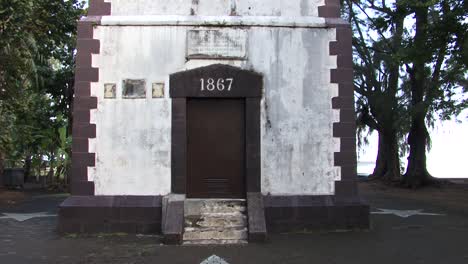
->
[183,239,248,245]
[185,214,247,228]
[183,227,248,241]
[200,206,246,214]
[185,199,246,216]
[183,199,248,245]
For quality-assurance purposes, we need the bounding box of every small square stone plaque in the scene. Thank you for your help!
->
[123,79,146,99]
[104,83,116,99]
[152,83,165,98]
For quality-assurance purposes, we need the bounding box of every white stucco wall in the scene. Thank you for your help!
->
[90,27,188,195]
[248,28,341,195]
[105,0,325,17]
[89,22,341,196]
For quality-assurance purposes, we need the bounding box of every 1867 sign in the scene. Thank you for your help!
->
[200,78,234,92]
[170,64,262,98]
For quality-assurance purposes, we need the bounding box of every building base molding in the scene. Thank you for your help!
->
[58,196,163,234]
[58,194,369,236]
[264,195,370,232]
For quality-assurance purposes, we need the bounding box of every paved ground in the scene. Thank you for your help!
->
[1,183,468,264]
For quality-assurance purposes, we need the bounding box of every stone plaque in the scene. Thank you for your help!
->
[104,83,116,99]
[123,79,146,99]
[187,30,247,59]
[152,83,165,98]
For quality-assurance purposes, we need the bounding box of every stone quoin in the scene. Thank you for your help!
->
[59,0,369,244]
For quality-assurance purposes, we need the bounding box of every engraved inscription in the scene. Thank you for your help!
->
[187,30,247,59]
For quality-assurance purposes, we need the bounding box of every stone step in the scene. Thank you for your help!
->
[183,227,248,241]
[200,206,246,215]
[198,211,246,218]
[185,214,247,228]
[183,239,248,245]
[185,199,246,216]
[183,199,249,245]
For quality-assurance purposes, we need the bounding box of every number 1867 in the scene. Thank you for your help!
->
[200,78,234,91]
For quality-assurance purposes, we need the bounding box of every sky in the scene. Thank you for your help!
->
[358,109,468,178]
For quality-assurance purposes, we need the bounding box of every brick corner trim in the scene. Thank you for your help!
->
[71,0,111,195]
[88,0,112,16]
[319,5,359,198]
[318,0,341,18]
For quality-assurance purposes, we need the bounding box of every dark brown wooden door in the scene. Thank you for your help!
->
[187,99,246,198]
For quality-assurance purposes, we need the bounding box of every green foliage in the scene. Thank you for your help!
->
[346,0,411,161]
[0,0,37,101]
[0,0,85,182]
[0,102,13,154]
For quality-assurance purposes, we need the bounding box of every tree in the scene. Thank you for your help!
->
[0,0,84,184]
[346,0,410,182]
[0,102,14,187]
[346,0,467,187]
[402,0,467,187]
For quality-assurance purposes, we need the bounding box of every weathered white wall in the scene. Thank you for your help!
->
[105,0,324,17]
[247,28,341,195]
[90,27,188,195]
[90,24,340,196]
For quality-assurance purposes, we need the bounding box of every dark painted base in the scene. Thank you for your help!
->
[58,194,369,237]
[58,196,162,234]
[264,195,370,232]
[162,195,185,245]
[247,192,267,242]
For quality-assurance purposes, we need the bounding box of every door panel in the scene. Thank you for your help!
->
[187,99,245,198]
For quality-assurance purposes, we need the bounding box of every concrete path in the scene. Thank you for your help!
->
[1,187,468,264]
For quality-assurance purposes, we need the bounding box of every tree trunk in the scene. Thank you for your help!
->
[47,154,55,186]
[370,133,386,178]
[0,151,5,188]
[403,117,433,187]
[24,154,32,183]
[382,129,401,182]
[367,7,404,183]
[65,162,71,186]
[403,4,434,188]
[370,129,401,182]
[55,164,63,188]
